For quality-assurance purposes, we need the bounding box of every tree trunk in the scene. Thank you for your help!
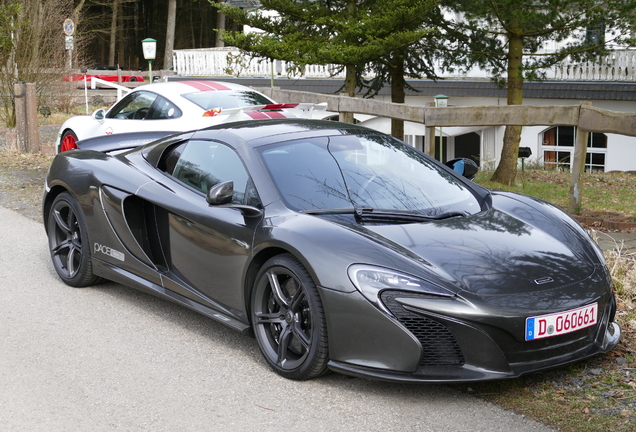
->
[339,0,357,124]
[215,0,225,48]
[390,53,406,141]
[164,0,177,69]
[339,64,356,123]
[117,1,124,66]
[491,32,524,185]
[73,0,86,23]
[31,3,42,67]
[108,0,118,65]
[7,3,23,86]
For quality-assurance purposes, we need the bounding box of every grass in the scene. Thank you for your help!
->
[475,169,636,217]
[461,362,636,432]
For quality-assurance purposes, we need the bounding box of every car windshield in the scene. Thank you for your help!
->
[183,90,274,110]
[258,132,481,217]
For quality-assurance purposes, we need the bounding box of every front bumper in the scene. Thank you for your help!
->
[319,286,621,383]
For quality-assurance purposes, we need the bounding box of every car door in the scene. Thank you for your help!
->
[150,139,262,319]
[97,91,184,136]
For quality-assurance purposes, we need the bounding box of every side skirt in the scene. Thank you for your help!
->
[93,259,251,334]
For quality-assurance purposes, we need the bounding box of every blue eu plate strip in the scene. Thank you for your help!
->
[526,318,535,340]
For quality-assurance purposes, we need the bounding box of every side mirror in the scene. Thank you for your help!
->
[92,108,106,121]
[445,158,479,180]
[207,181,234,205]
[207,181,263,218]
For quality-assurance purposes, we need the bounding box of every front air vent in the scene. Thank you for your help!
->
[381,291,465,366]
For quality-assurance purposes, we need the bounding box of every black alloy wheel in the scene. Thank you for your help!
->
[47,192,101,287]
[252,254,329,380]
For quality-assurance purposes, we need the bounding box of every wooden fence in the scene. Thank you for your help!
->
[257,87,636,213]
[10,78,635,214]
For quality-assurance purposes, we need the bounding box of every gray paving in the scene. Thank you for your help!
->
[593,230,636,254]
[0,206,557,432]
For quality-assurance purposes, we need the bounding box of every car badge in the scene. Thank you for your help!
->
[534,277,554,285]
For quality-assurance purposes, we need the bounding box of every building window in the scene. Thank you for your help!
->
[586,23,606,46]
[541,126,606,172]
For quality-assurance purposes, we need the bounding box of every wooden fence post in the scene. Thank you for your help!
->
[424,126,435,157]
[26,83,40,153]
[424,102,435,157]
[13,82,40,154]
[14,82,27,152]
[569,102,592,214]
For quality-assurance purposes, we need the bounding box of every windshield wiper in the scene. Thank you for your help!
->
[301,208,357,216]
[302,208,468,223]
[354,208,468,223]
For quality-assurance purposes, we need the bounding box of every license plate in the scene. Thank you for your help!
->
[525,303,598,340]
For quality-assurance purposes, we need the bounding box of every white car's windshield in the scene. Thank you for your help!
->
[183,90,274,110]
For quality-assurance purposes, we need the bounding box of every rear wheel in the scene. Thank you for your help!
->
[60,130,78,152]
[251,254,329,380]
[47,192,101,287]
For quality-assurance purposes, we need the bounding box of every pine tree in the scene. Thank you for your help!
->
[213,0,438,124]
[363,6,467,139]
[440,0,636,184]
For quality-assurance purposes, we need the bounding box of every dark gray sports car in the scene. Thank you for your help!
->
[43,119,620,382]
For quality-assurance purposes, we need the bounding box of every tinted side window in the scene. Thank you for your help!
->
[167,140,254,205]
[158,142,186,175]
[148,95,182,120]
[106,91,158,120]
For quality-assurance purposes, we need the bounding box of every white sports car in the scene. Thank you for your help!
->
[56,80,323,153]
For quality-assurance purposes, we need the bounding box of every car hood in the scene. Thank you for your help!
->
[343,208,595,297]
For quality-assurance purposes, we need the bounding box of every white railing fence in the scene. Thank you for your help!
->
[173,47,636,82]
[548,50,636,81]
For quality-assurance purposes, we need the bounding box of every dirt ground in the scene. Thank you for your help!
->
[0,126,58,222]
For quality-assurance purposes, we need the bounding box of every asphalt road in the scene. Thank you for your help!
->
[0,206,557,432]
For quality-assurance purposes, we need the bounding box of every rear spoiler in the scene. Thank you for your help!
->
[76,131,180,153]
[203,102,328,119]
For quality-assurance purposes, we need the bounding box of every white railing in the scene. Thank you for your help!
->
[173,47,636,82]
[173,47,349,79]
[548,50,636,81]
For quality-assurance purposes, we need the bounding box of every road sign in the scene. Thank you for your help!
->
[63,18,75,36]
[65,35,74,50]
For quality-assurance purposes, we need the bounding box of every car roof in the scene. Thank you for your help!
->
[192,118,379,146]
[131,80,259,98]
[140,118,382,172]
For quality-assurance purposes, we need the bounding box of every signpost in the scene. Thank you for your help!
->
[142,38,157,82]
[63,18,75,68]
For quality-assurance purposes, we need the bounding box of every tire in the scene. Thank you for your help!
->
[60,130,78,152]
[47,192,101,287]
[251,254,329,380]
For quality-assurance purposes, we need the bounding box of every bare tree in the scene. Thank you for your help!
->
[164,0,177,69]
[108,0,119,65]
[0,0,72,126]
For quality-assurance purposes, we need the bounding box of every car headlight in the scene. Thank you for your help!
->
[348,264,455,311]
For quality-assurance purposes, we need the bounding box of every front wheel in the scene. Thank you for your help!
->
[47,192,101,287]
[251,254,329,380]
